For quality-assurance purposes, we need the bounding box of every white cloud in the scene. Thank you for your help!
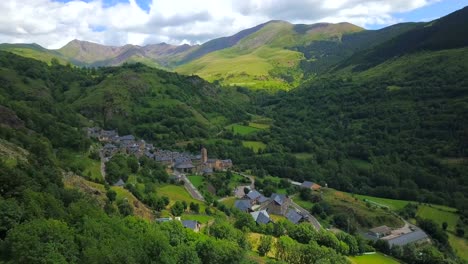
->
[0,0,440,48]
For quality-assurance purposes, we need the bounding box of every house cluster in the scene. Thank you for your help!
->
[234,190,309,225]
[368,225,430,248]
[153,146,233,174]
[87,128,151,159]
[87,127,233,174]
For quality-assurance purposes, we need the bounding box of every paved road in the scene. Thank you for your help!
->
[179,173,205,202]
[290,200,322,231]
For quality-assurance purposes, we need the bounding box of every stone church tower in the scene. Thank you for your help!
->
[201,147,208,163]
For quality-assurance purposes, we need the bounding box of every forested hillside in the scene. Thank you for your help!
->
[0,51,380,264]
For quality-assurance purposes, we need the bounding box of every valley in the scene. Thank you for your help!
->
[1,5,468,264]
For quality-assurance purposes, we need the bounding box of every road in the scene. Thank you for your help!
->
[290,200,322,231]
[178,173,205,202]
[234,171,255,190]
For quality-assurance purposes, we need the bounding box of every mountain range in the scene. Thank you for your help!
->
[3,6,467,89]
[0,16,433,90]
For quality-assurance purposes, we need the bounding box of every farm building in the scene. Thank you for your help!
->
[301,181,321,191]
[234,199,253,212]
[251,210,271,224]
[182,220,201,232]
[267,193,290,216]
[383,229,429,247]
[369,225,392,238]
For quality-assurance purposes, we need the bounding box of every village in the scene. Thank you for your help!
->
[86,127,431,248]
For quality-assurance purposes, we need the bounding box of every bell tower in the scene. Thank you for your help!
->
[201,146,208,163]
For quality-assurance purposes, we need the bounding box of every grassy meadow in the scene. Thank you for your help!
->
[348,253,400,264]
[242,141,267,153]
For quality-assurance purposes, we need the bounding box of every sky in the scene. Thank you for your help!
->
[0,0,466,49]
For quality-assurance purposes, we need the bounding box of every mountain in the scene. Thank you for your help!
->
[0,7,467,91]
[176,21,364,89]
[0,20,364,89]
[255,6,468,210]
[336,6,468,72]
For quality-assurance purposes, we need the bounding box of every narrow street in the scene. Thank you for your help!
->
[290,200,322,231]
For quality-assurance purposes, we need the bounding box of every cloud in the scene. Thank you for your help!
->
[0,0,441,48]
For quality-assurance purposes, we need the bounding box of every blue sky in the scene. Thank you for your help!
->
[2,0,468,48]
[391,0,468,28]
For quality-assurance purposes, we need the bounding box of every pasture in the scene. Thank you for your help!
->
[348,253,400,264]
[242,141,266,152]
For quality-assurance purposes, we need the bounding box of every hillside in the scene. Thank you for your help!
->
[337,6,468,71]
[0,51,379,264]
[0,21,364,90]
[176,21,363,90]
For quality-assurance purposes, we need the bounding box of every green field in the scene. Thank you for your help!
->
[449,233,468,260]
[322,189,404,228]
[354,194,410,211]
[188,175,204,188]
[242,141,266,152]
[227,124,261,135]
[157,185,206,211]
[349,253,400,264]
[416,205,459,232]
[59,150,102,181]
[248,122,270,129]
[182,214,213,224]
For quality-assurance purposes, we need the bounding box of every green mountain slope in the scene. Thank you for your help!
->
[337,6,468,71]
[176,21,363,90]
[253,6,468,209]
[0,43,68,65]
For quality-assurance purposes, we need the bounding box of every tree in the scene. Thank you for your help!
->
[0,198,23,239]
[117,199,134,216]
[189,202,200,213]
[442,222,448,231]
[5,219,78,263]
[258,235,273,256]
[171,201,184,216]
[243,187,250,196]
[106,189,117,203]
[234,212,256,231]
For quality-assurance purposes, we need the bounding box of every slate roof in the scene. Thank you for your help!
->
[104,143,117,149]
[386,229,429,247]
[120,135,135,141]
[182,220,199,230]
[234,200,252,212]
[251,210,270,224]
[286,209,303,224]
[175,162,195,169]
[301,181,315,188]
[270,193,287,205]
[247,190,262,200]
[258,195,269,204]
[114,179,125,187]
